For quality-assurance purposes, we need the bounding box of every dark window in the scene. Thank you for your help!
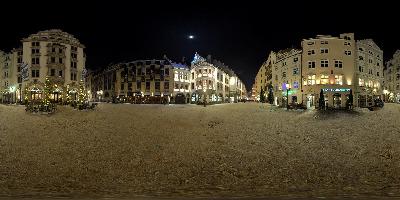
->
[165,68,169,75]
[191,83,194,89]
[59,49,62,54]
[128,83,132,91]
[31,70,40,78]
[155,82,160,90]
[164,82,169,90]
[52,48,56,53]
[51,57,56,63]
[121,83,124,90]
[146,82,150,90]
[59,58,63,64]
[137,81,141,89]
[51,69,55,76]
[59,70,63,77]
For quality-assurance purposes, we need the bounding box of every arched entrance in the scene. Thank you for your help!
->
[25,83,44,102]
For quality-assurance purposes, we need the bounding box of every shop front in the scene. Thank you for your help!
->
[321,88,352,109]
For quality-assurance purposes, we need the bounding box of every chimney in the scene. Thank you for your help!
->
[181,56,186,64]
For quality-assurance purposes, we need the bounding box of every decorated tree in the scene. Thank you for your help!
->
[319,89,325,110]
[267,85,274,105]
[78,80,87,104]
[259,87,265,103]
[347,89,354,110]
[42,76,53,106]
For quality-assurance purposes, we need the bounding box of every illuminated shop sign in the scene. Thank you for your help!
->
[293,81,299,89]
[322,88,350,92]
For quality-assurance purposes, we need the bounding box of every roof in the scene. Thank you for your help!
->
[171,62,189,69]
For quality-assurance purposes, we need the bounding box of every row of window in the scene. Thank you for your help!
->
[307,49,352,56]
[358,56,381,66]
[174,83,189,90]
[358,66,380,76]
[359,79,379,88]
[118,68,171,80]
[120,81,170,90]
[50,57,64,64]
[174,71,189,80]
[30,69,78,81]
[359,48,381,58]
[305,74,343,85]
[307,40,351,46]
[50,69,63,77]
[308,60,343,68]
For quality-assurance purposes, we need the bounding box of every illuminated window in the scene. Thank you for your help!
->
[174,71,179,80]
[335,75,343,85]
[320,75,329,84]
[359,78,364,86]
[307,75,316,85]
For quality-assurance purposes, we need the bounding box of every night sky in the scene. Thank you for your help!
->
[0,1,398,90]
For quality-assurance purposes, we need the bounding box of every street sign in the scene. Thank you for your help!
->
[322,88,350,92]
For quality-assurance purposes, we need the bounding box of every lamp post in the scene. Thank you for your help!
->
[10,86,16,104]
[203,88,206,107]
[286,83,291,110]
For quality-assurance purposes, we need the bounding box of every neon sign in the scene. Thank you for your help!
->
[322,88,350,92]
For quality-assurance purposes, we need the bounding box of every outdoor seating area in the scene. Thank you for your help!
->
[25,101,57,114]
[71,102,98,110]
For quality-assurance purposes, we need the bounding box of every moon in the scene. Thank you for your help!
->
[188,35,194,39]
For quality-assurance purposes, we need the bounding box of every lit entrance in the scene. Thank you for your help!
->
[333,93,341,108]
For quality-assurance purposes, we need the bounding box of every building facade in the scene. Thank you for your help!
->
[254,33,384,108]
[87,58,176,103]
[384,50,400,102]
[190,53,246,103]
[254,52,275,100]
[0,49,21,103]
[355,39,384,107]
[19,29,86,103]
[302,33,357,108]
[273,49,302,106]
[172,62,191,103]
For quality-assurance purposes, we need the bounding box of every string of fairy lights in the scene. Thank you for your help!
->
[24,76,87,106]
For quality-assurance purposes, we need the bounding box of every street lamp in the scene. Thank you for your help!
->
[286,83,291,110]
[203,88,207,107]
[9,86,16,104]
